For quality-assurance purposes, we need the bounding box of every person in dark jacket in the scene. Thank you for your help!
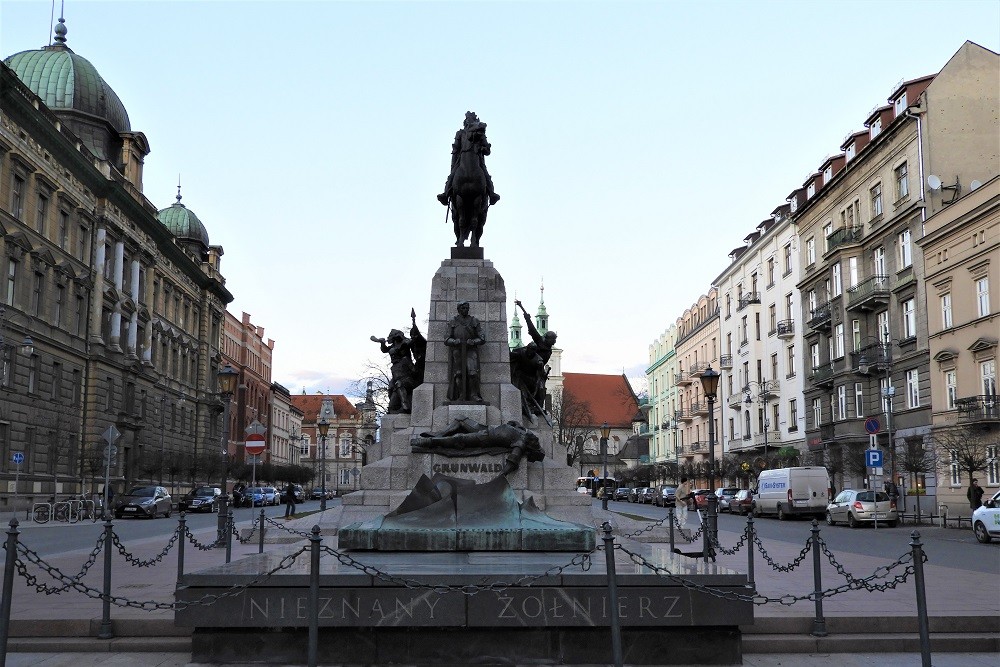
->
[283,484,297,518]
[968,478,984,510]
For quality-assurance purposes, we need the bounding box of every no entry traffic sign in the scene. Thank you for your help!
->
[245,433,266,456]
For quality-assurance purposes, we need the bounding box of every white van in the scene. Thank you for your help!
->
[754,466,829,520]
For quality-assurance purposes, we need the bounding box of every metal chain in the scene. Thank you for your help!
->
[619,514,669,539]
[319,544,595,596]
[6,534,104,595]
[184,526,224,551]
[672,515,704,543]
[818,538,923,594]
[753,532,812,572]
[111,529,179,567]
[231,516,259,544]
[14,541,309,611]
[263,515,312,539]
[711,525,748,555]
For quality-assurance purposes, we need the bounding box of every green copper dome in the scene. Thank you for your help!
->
[158,191,210,248]
[4,18,130,160]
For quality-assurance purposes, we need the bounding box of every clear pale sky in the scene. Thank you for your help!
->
[3,0,998,399]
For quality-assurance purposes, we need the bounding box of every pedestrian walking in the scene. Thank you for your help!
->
[283,484,297,518]
[675,477,691,529]
[968,478,984,510]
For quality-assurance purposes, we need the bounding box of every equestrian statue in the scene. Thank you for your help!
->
[437,111,500,248]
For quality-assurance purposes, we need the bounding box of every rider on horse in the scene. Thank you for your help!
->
[437,111,500,207]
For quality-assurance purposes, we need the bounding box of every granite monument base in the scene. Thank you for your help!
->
[176,548,752,665]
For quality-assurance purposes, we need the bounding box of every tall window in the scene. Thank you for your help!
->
[877,310,890,341]
[988,445,999,486]
[51,362,62,401]
[895,162,909,199]
[58,210,70,249]
[837,385,847,420]
[870,182,883,218]
[808,290,817,314]
[950,450,960,486]
[806,237,816,265]
[832,263,842,296]
[810,343,820,370]
[854,383,864,417]
[834,323,845,358]
[848,257,858,288]
[783,244,792,274]
[945,370,957,410]
[54,284,64,326]
[35,193,49,233]
[785,293,793,319]
[812,398,822,428]
[741,316,748,345]
[11,174,25,219]
[982,360,997,396]
[899,229,912,268]
[75,295,85,336]
[906,369,920,408]
[770,353,779,380]
[767,258,775,286]
[769,304,776,332]
[789,399,798,430]
[902,298,916,338]
[977,277,990,317]
[823,222,833,251]
[941,293,953,329]
[787,345,795,376]
[6,260,17,305]
[852,319,861,351]
[873,246,886,276]
[31,272,43,317]
[27,355,38,394]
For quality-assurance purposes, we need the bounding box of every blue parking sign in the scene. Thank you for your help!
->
[865,449,883,467]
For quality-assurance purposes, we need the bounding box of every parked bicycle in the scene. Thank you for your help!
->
[30,496,98,524]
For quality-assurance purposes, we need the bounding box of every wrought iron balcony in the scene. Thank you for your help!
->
[689,362,710,377]
[847,275,891,312]
[826,226,864,254]
[738,293,761,310]
[809,363,835,387]
[693,401,709,416]
[807,301,833,331]
[676,371,695,386]
[728,392,744,409]
[676,409,694,422]
[955,395,1000,423]
[720,354,733,369]
[776,319,795,339]
[753,431,781,447]
[851,343,892,374]
[687,441,707,453]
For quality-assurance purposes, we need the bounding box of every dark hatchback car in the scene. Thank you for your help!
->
[115,486,172,519]
[179,486,222,513]
[638,487,656,504]
[613,487,631,502]
[653,485,677,508]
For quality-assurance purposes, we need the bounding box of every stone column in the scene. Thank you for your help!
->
[89,225,106,346]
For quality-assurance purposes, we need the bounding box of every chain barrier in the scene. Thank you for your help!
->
[711,525,748,556]
[319,544,595,596]
[673,515,704,543]
[618,514,669,539]
[184,525,224,551]
[231,516,260,544]
[14,540,309,611]
[5,533,104,596]
[263,515,313,539]
[818,537,923,594]
[753,532,812,572]
[111,529,179,567]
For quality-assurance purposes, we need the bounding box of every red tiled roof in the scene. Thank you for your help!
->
[289,394,360,422]
[562,373,639,428]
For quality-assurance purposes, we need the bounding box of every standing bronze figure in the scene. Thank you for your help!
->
[371,313,426,414]
[445,301,484,402]
[514,299,557,412]
[437,111,500,248]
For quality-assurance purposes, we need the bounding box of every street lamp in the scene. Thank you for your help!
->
[744,379,780,470]
[600,422,611,511]
[317,417,330,511]
[700,366,721,549]
[289,428,307,466]
[217,365,239,489]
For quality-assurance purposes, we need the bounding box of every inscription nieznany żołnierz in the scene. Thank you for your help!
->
[234,589,690,627]
[430,462,505,474]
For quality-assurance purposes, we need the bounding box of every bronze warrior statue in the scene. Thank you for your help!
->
[445,301,484,402]
[437,111,499,248]
[411,418,544,478]
[370,311,426,413]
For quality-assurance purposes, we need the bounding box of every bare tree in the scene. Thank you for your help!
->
[550,389,596,467]
[930,425,998,486]
[347,359,391,414]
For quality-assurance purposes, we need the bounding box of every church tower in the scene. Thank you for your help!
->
[509,308,523,349]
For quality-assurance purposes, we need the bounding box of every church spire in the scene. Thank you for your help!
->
[535,280,549,335]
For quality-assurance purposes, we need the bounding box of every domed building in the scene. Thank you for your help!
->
[0,15,232,507]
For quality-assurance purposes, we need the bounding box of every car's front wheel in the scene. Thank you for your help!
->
[974,520,992,543]
[826,511,835,526]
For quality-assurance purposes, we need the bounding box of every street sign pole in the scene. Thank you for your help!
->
[101,425,121,519]
[12,453,23,516]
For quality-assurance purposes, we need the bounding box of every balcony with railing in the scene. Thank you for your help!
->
[720,354,733,370]
[807,301,833,331]
[676,409,694,423]
[675,371,694,386]
[847,275,891,312]
[826,226,864,254]
[687,441,707,453]
[850,343,892,374]
[809,363,835,387]
[689,362,710,377]
[753,431,781,447]
[728,392,744,409]
[738,293,761,310]
[693,401,709,416]
[776,319,795,339]
[955,395,999,423]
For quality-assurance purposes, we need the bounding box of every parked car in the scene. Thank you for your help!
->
[179,486,222,513]
[972,490,1000,543]
[261,487,279,506]
[244,487,269,507]
[613,487,631,502]
[115,486,172,519]
[638,487,656,504]
[730,489,754,515]
[826,489,898,528]
[310,488,335,500]
[715,487,740,512]
[627,488,640,503]
[289,484,306,503]
[653,485,677,508]
[691,489,711,510]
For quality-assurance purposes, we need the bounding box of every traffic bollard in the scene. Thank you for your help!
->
[225,509,234,564]
[259,508,266,554]
[809,520,827,637]
[176,512,186,586]
[745,512,756,586]
[910,531,931,667]
[668,507,675,551]
[601,522,623,667]
[1,518,21,664]
[98,517,114,639]
[308,525,321,667]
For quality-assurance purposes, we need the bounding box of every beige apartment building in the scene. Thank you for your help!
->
[918,177,999,516]
[673,289,721,484]
[793,41,998,510]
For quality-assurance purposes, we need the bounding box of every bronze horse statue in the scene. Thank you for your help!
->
[438,112,499,248]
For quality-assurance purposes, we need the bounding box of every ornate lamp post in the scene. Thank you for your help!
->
[700,366,720,545]
[289,428,307,466]
[744,379,780,470]
[317,417,330,511]
[600,422,611,511]
[217,365,239,489]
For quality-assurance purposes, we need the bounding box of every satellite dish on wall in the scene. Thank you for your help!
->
[927,175,942,190]
[970,180,983,191]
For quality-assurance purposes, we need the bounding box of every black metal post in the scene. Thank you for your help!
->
[706,393,718,549]
[308,525,321,667]
[746,512,756,586]
[225,508,233,564]
[601,436,609,511]
[809,519,827,637]
[601,522,623,667]
[320,435,327,512]
[216,493,229,544]
[910,531,931,667]
[668,506,675,552]
[259,508,266,554]
[1,519,20,664]
[176,512,186,586]
[98,517,114,639]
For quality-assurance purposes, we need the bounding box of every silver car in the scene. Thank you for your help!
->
[826,489,897,528]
